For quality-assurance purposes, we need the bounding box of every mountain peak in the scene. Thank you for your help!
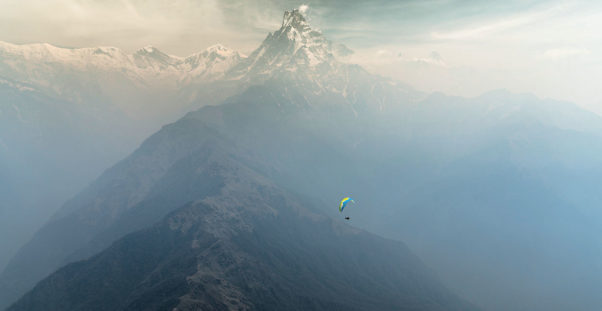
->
[141,45,155,53]
[229,7,337,79]
[206,43,227,52]
[282,9,310,32]
[203,44,241,58]
[134,45,166,56]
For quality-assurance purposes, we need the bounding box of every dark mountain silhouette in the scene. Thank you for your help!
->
[7,143,476,311]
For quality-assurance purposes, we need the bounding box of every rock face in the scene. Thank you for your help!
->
[6,146,477,311]
[232,9,341,77]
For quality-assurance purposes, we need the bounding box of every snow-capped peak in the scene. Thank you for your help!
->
[132,45,182,70]
[133,45,179,59]
[0,9,357,96]
[141,45,156,53]
[278,8,325,49]
[0,41,245,90]
[196,44,245,59]
[281,9,311,32]
[229,8,349,81]
[205,44,228,53]
[182,44,244,81]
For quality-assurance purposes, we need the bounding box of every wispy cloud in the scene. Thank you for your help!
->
[0,0,279,54]
[298,4,309,14]
[430,4,566,41]
[541,48,591,60]
[411,51,447,67]
[347,48,447,68]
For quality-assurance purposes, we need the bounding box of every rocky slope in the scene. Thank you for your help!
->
[7,146,476,311]
[5,8,602,311]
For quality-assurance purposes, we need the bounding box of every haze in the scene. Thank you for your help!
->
[2,2,602,311]
[2,0,602,113]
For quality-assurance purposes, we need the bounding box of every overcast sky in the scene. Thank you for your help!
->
[2,0,602,113]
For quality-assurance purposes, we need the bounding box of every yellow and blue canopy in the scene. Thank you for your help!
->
[339,197,355,212]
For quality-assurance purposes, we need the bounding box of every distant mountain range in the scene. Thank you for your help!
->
[3,8,602,311]
[0,7,415,273]
[0,39,246,128]
[0,10,366,120]
[0,40,243,86]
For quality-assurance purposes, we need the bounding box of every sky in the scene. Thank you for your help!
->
[1,0,602,113]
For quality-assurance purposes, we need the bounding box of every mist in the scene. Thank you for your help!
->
[2,2,602,311]
[2,0,602,111]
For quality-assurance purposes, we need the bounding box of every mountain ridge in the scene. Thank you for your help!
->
[0,9,379,102]
[5,7,602,311]
[6,143,478,311]
[0,40,245,87]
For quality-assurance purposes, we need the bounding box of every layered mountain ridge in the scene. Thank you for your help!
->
[0,7,375,274]
[6,142,477,311]
[0,9,421,309]
[4,7,602,311]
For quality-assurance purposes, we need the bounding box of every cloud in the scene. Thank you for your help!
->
[0,0,283,55]
[430,4,565,41]
[541,48,591,60]
[411,51,447,67]
[347,48,447,69]
[2,0,602,111]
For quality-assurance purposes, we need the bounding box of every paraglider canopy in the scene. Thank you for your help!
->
[339,197,354,212]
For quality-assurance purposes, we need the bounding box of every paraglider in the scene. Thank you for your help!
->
[339,197,354,212]
[339,197,354,220]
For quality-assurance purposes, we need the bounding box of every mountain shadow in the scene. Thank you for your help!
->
[7,147,477,311]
